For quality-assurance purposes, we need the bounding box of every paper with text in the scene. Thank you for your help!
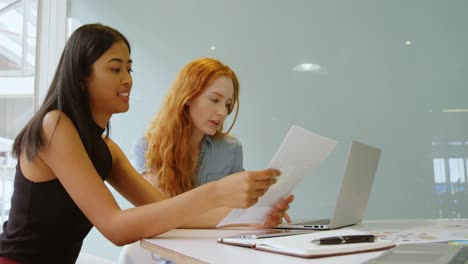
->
[217,125,337,227]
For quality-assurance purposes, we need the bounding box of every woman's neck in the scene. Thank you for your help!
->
[91,111,111,129]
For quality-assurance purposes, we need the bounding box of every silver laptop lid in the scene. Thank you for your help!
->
[329,140,381,229]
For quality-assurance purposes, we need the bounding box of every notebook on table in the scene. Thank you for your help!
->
[278,140,381,230]
[218,229,395,259]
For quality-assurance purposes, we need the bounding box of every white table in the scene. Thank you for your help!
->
[141,219,468,264]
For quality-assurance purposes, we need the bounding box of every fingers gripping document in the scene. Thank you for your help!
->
[217,125,337,227]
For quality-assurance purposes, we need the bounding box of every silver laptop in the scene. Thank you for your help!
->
[363,244,468,264]
[278,140,381,230]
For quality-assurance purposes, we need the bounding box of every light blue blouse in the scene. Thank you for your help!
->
[130,135,244,185]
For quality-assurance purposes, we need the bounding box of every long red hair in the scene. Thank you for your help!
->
[145,58,240,197]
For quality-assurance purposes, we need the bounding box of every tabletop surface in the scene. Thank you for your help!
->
[141,219,468,264]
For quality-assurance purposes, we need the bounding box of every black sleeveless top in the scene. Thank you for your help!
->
[0,123,112,264]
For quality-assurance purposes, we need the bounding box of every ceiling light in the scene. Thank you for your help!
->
[292,63,321,72]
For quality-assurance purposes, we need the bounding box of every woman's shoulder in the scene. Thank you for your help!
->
[43,109,64,125]
[42,110,73,136]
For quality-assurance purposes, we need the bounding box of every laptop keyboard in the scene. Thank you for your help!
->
[449,246,468,264]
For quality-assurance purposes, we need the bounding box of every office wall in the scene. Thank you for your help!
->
[70,0,468,261]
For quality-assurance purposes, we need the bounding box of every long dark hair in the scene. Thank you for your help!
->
[13,23,131,160]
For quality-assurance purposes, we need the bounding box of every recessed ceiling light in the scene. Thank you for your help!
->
[292,63,321,72]
[209,46,216,50]
[405,41,411,45]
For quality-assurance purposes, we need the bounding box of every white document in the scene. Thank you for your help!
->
[217,125,337,227]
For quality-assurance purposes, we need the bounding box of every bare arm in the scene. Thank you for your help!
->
[105,138,169,206]
[179,194,295,229]
[179,207,231,228]
[39,111,278,246]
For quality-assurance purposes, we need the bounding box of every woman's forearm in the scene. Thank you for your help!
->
[178,207,232,228]
[101,181,219,245]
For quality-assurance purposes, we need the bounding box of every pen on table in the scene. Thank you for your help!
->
[311,235,375,245]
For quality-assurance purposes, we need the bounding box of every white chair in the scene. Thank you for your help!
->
[119,242,172,264]
[76,252,115,264]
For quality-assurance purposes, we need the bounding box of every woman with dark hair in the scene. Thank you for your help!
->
[0,24,286,264]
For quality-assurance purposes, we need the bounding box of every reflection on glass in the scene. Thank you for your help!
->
[433,141,468,218]
[443,109,468,113]
[449,158,465,184]
[433,158,446,184]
